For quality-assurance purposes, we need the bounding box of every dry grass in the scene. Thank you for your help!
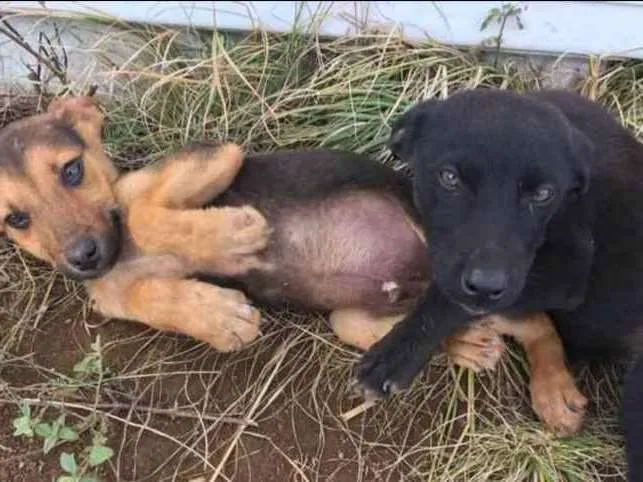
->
[0,7,639,481]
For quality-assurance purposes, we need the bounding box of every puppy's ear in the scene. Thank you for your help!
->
[48,96,104,144]
[568,126,594,196]
[388,99,440,161]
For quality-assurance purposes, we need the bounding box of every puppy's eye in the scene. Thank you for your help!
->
[5,211,30,230]
[532,185,556,204]
[438,168,461,190]
[61,158,84,187]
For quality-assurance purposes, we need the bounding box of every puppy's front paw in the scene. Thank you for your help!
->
[356,333,426,400]
[207,206,273,276]
[530,368,587,437]
[442,322,505,372]
[193,285,263,352]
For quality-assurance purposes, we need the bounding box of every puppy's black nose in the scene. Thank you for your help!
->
[461,267,508,300]
[66,237,101,272]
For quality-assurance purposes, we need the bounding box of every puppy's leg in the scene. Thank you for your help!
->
[121,277,262,352]
[330,309,403,351]
[441,313,586,435]
[330,309,502,368]
[129,208,271,276]
[488,313,588,436]
[125,143,271,276]
[142,143,245,208]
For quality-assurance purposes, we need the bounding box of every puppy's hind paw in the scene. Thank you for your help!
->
[443,322,506,372]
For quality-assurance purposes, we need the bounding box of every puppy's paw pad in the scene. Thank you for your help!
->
[531,374,588,437]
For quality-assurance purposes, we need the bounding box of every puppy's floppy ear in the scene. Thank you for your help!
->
[568,126,594,196]
[47,96,105,143]
[388,99,440,161]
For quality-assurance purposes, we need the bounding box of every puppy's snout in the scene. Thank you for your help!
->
[65,237,101,272]
[461,266,508,300]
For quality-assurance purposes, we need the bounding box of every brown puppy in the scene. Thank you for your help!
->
[0,96,268,352]
[0,96,586,436]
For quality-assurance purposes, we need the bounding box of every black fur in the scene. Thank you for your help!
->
[624,357,643,481]
[359,88,643,481]
[211,148,416,213]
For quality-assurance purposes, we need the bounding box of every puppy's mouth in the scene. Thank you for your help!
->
[456,302,490,317]
[450,289,522,317]
[58,208,123,282]
[442,285,521,318]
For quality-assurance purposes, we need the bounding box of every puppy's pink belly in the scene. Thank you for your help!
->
[248,191,429,313]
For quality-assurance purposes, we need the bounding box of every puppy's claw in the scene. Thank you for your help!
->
[382,380,401,395]
[361,387,385,403]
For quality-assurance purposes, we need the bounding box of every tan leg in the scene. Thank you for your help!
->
[124,143,272,276]
[488,313,588,436]
[329,309,403,351]
[140,143,245,209]
[129,206,271,275]
[121,277,262,352]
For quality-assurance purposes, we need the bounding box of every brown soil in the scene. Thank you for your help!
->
[0,287,448,481]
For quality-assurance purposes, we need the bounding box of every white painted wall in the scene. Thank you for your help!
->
[3,1,643,59]
[1,1,643,94]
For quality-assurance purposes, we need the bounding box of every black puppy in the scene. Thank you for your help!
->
[357,88,643,481]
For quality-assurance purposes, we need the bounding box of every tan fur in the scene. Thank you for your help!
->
[0,144,117,266]
[125,143,272,276]
[330,309,403,351]
[488,313,588,436]
[0,97,269,352]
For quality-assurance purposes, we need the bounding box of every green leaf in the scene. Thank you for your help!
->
[73,354,97,375]
[19,402,31,418]
[59,427,79,442]
[480,8,501,31]
[72,358,87,373]
[56,476,76,482]
[43,434,58,455]
[480,15,494,31]
[80,477,101,482]
[59,452,77,474]
[90,335,101,353]
[88,445,114,467]
[12,416,34,437]
[53,414,66,431]
[35,422,52,438]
